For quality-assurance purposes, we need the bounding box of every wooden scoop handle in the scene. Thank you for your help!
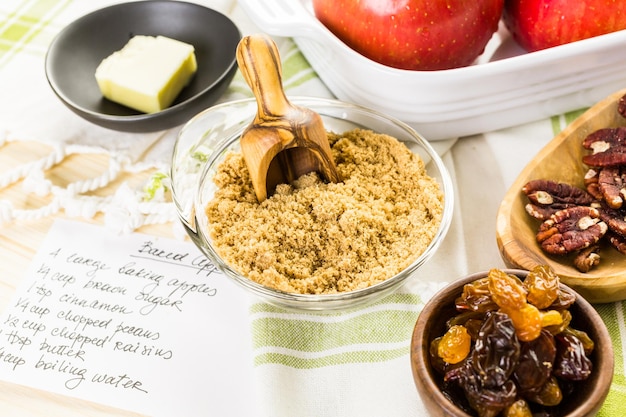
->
[236,34,291,120]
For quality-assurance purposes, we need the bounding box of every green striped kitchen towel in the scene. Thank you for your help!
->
[248,281,446,417]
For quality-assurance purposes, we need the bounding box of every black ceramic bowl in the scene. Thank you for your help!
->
[45,1,240,132]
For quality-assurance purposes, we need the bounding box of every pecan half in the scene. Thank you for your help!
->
[598,166,626,209]
[582,127,626,149]
[607,231,626,254]
[584,168,604,200]
[582,127,626,167]
[522,179,593,207]
[583,147,626,168]
[536,206,608,255]
[525,203,559,221]
[598,203,626,236]
[573,245,601,273]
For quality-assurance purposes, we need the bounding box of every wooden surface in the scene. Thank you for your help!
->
[0,140,174,416]
[496,88,626,303]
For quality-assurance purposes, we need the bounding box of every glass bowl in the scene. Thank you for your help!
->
[171,97,453,311]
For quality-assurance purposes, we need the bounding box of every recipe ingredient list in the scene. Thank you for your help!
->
[0,219,256,416]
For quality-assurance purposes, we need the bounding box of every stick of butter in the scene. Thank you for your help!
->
[95,35,197,114]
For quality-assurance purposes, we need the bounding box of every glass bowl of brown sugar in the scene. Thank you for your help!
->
[171,97,453,311]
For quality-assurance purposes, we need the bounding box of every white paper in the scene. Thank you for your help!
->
[0,219,256,416]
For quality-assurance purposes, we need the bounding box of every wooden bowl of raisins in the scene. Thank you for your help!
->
[496,88,626,303]
[410,267,613,417]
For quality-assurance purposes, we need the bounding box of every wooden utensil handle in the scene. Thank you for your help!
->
[236,34,291,118]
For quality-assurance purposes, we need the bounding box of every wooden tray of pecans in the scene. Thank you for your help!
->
[496,88,626,303]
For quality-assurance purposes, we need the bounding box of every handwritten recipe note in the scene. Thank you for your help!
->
[0,220,256,416]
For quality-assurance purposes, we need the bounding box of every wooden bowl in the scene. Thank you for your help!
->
[410,269,614,417]
[496,88,626,303]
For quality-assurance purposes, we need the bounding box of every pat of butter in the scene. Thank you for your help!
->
[95,35,197,114]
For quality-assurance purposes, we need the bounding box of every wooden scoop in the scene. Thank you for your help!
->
[236,33,341,202]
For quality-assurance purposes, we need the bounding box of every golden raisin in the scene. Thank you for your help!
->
[488,268,527,310]
[504,399,533,417]
[544,310,572,335]
[429,337,447,374]
[456,277,498,313]
[563,326,595,355]
[437,325,471,364]
[525,265,559,309]
[540,310,564,328]
[527,376,563,406]
[506,304,542,342]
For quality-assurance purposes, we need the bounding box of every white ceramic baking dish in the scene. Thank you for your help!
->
[239,0,626,140]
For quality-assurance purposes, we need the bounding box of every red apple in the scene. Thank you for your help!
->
[312,0,504,71]
[503,0,626,52]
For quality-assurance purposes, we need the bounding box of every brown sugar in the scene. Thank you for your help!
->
[205,128,444,294]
